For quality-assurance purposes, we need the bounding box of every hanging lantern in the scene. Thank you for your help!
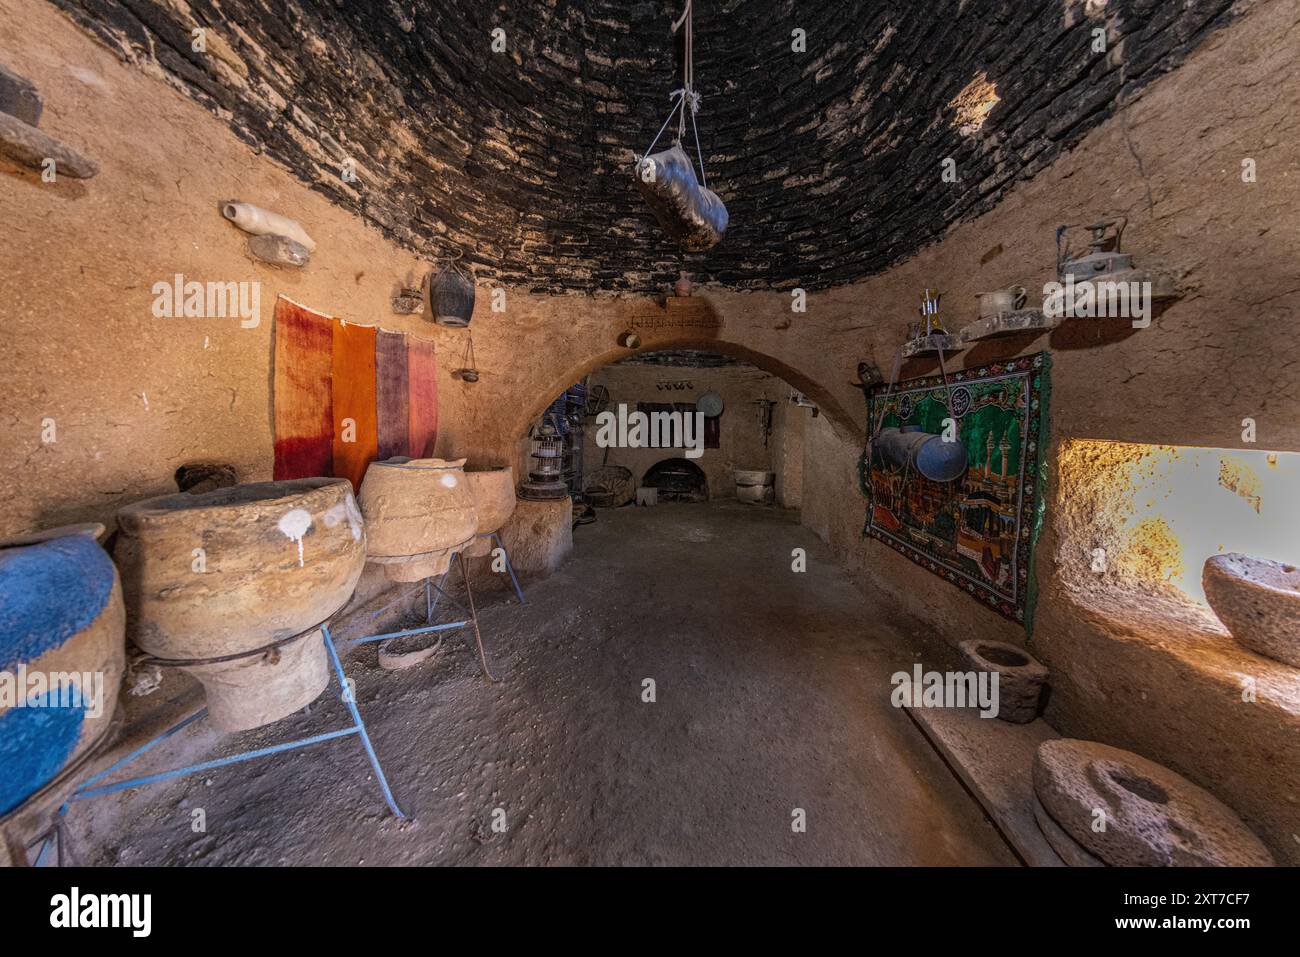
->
[429,254,475,327]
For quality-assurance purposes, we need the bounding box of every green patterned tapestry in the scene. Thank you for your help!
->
[860,352,1051,628]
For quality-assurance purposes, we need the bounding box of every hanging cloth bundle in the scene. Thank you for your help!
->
[634,0,728,252]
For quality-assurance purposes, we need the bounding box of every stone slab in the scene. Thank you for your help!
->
[901,333,965,358]
[905,703,1065,866]
[958,309,1058,342]
[0,62,42,126]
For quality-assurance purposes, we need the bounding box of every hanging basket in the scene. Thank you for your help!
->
[429,258,475,328]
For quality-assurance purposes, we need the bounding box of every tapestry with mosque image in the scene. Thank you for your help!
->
[859,352,1051,628]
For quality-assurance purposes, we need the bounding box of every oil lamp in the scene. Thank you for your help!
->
[518,421,569,501]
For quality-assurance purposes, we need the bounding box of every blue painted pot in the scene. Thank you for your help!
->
[0,530,125,817]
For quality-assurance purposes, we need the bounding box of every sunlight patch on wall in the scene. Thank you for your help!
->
[1058,440,1300,607]
[949,72,1000,136]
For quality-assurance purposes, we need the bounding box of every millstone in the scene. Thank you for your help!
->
[1031,794,1103,867]
[1033,739,1274,867]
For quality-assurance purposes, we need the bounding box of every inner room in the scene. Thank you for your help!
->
[1,0,1298,885]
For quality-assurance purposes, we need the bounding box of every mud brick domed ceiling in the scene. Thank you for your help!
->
[56,0,1239,293]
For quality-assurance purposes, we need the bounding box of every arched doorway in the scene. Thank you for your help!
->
[523,348,817,513]
[510,329,861,453]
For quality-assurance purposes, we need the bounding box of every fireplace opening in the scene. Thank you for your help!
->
[643,458,709,503]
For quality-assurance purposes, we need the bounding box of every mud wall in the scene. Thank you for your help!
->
[7,1,1295,538]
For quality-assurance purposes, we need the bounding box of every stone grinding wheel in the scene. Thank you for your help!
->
[1031,794,1104,867]
[1033,739,1275,867]
[634,144,728,252]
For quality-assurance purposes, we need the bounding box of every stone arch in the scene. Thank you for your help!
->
[511,331,862,446]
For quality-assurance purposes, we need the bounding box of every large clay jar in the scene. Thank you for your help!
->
[0,527,125,817]
[358,458,478,581]
[113,479,365,732]
[464,465,516,557]
[1203,554,1300,668]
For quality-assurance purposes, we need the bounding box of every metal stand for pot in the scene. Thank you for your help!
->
[53,624,405,842]
[354,533,523,681]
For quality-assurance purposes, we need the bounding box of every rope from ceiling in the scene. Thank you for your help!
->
[641,0,709,188]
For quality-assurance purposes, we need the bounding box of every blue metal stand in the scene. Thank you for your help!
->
[60,625,406,821]
[30,536,526,863]
[352,533,522,682]
[484,532,527,607]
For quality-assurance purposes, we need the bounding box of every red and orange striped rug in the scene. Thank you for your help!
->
[273,296,439,491]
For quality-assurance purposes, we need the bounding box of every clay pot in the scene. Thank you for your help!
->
[1033,739,1274,867]
[464,465,516,557]
[359,457,478,581]
[1202,553,1300,668]
[974,284,1028,318]
[184,629,329,732]
[957,639,1048,723]
[0,530,125,816]
[113,479,365,731]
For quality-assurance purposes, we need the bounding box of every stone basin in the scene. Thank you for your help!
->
[113,478,365,731]
[1203,553,1300,668]
[359,457,478,580]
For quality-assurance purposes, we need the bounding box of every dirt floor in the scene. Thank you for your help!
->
[66,501,1017,866]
